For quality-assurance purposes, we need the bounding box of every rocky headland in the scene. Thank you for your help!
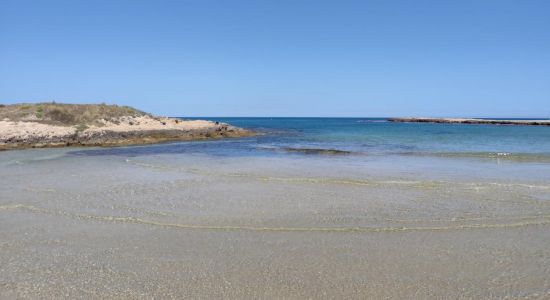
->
[0,103,253,150]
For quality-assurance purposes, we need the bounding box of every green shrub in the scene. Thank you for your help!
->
[47,108,75,124]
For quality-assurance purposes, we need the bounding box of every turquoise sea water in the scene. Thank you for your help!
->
[76,118,550,161]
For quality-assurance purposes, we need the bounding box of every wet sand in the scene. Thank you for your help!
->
[1,148,550,299]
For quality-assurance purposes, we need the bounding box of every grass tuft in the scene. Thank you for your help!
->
[0,103,150,126]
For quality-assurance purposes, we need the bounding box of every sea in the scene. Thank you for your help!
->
[1,118,550,299]
[73,117,550,157]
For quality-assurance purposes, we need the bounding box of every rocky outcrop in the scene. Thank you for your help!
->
[388,118,550,126]
[0,116,253,150]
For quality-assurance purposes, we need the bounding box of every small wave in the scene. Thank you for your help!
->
[2,204,550,233]
[251,176,435,187]
[119,162,550,190]
[125,159,174,170]
[23,187,57,193]
[483,182,550,189]
[411,152,550,163]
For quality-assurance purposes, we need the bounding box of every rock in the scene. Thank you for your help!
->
[388,118,550,126]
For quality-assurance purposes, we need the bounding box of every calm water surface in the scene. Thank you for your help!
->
[1,118,550,299]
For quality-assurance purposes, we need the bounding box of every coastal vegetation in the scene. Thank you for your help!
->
[0,102,149,127]
[0,103,252,150]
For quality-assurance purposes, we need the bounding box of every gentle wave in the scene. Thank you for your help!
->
[2,204,550,233]
[124,159,550,190]
[417,152,550,162]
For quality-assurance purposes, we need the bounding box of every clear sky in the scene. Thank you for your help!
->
[1,0,549,117]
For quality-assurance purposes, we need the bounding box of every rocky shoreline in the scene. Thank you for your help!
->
[388,117,550,126]
[0,104,253,150]
[0,118,252,150]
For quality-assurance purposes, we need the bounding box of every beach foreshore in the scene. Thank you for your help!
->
[0,103,253,150]
[388,117,550,126]
[2,148,549,299]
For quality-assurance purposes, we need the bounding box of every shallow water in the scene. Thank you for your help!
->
[1,119,550,299]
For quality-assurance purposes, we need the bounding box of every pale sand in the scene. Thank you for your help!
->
[87,116,220,133]
[1,116,223,138]
[0,120,75,140]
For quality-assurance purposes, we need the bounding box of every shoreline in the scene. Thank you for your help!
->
[2,144,549,299]
[388,117,550,126]
[0,119,253,151]
[0,104,254,150]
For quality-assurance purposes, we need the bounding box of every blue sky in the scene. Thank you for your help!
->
[1,0,549,117]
